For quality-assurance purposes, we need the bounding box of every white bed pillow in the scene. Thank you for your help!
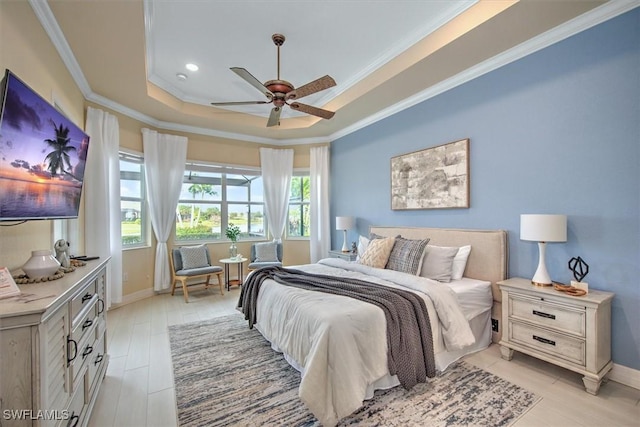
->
[451,245,471,280]
[358,236,395,269]
[356,235,370,261]
[420,245,458,282]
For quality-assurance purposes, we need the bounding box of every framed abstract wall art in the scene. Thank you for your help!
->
[391,138,469,210]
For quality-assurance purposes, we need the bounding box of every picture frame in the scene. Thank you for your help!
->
[391,138,469,210]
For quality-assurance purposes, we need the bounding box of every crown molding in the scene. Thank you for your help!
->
[31,0,638,145]
[328,1,640,142]
[28,0,92,96]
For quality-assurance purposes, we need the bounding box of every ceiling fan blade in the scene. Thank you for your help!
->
[266,107,282,127]
[211,101,271,106]
[290,102,335,120]
[286,75,336,100]
[231,67,273,98]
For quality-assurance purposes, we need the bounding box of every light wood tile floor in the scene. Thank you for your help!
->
[89,287,640,427]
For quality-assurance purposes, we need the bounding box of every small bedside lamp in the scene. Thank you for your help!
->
[336,216,355,252]
[520,214,567,286]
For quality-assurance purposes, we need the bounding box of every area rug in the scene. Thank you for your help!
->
[168,314,539,427]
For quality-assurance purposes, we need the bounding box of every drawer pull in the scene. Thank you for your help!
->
[97,297,105,315]
[95,354,104,365]
[82,319,94,330]
[533,310,556,320]
[67,411,79,427]
[67,337,78,365]
[82,345,94,359]
[81,292,93,303]
[533,335,556,346]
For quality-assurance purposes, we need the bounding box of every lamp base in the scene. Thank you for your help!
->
[531,281,553,287]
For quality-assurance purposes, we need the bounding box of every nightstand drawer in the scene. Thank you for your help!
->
[509,294,585,337]
[509,321,585,366]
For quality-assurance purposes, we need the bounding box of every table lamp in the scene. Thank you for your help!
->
[520,214,567,286]
[336,216,355,252]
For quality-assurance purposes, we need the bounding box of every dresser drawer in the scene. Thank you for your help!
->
[509,293,585,337]
[509,320,586,366]
[70,280,98,321]
[71,299,97,342]
[87,333,107,393]
[68,321,97,392]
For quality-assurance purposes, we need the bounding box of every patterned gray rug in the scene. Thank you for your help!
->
[168,314,539,427]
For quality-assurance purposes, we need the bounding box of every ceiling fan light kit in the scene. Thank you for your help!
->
[211,33,336,127]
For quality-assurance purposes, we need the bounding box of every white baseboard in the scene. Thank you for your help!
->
[609,363,640,390]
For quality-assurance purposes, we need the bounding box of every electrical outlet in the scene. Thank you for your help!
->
[123,272,129,282]
[491,318,499,332]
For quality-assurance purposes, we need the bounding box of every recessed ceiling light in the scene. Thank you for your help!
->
[176,73,188,81]
[185,63,199,72]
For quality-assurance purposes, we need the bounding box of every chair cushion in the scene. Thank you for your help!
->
[176,265,223,277]
[254,241,279,262]
[179,245,210,269]
[248,261,283,270]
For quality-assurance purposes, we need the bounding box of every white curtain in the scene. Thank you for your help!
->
[84,107,122,307]
[142,129,188,291]
[309,146,330,262]
[259,148,293,241]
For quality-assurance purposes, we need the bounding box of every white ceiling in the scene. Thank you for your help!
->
[146,1,473,118]
[35,0,632,144]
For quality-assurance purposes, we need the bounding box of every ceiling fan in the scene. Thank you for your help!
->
[211,34,336,127]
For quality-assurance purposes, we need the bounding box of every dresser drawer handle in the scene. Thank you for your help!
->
[81,292,94,303]
[95,354,104,365]
[67,337,78,365]
[533,310,556,320]
[67,411,79,427]
[82,319,94,330]
[82,345,94,359]
[533,335,556,346]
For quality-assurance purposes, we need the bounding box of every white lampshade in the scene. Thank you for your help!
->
[520,214,567,286]
[335,216,355,231]
[520,214,567,242]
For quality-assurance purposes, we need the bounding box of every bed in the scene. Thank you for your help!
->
[240,226,508,426]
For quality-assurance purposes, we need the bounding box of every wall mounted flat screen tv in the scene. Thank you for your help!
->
[0,69,91,221]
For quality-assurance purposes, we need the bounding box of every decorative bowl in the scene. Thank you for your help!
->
[22,250,61,279]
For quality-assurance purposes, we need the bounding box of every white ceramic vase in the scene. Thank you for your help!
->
[22,250,61,279]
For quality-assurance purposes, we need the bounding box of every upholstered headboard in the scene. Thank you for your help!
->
[369,226,509,341]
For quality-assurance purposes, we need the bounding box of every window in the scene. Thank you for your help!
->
[288,175,310,238]
[175,164,265,242]
[120,152,148,247]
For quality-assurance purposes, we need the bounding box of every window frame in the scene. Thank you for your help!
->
[119,151,150,249]
[286,170,311,240]
[175,162,267,244]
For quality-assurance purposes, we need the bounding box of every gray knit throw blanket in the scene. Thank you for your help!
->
[237,266,436,389]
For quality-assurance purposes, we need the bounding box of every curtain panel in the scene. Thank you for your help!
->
[259,148,294,241]
[84,107,123,307]
[142,129,188,291]
[309,146,330,262]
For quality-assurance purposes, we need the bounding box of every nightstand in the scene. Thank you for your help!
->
[328,250,357,261]
[498,277,614,395]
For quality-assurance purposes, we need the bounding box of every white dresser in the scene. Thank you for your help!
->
[498,277,613,395]
[0,259,109,426]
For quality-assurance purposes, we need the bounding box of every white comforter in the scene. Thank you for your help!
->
[253,258,475,426]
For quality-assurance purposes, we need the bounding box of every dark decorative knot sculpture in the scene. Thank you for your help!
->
[568,256,589,282]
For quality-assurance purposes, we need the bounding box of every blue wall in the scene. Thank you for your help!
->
[330,9,639,370]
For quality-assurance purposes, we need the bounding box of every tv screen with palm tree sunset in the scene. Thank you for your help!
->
[0,70,91,221]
